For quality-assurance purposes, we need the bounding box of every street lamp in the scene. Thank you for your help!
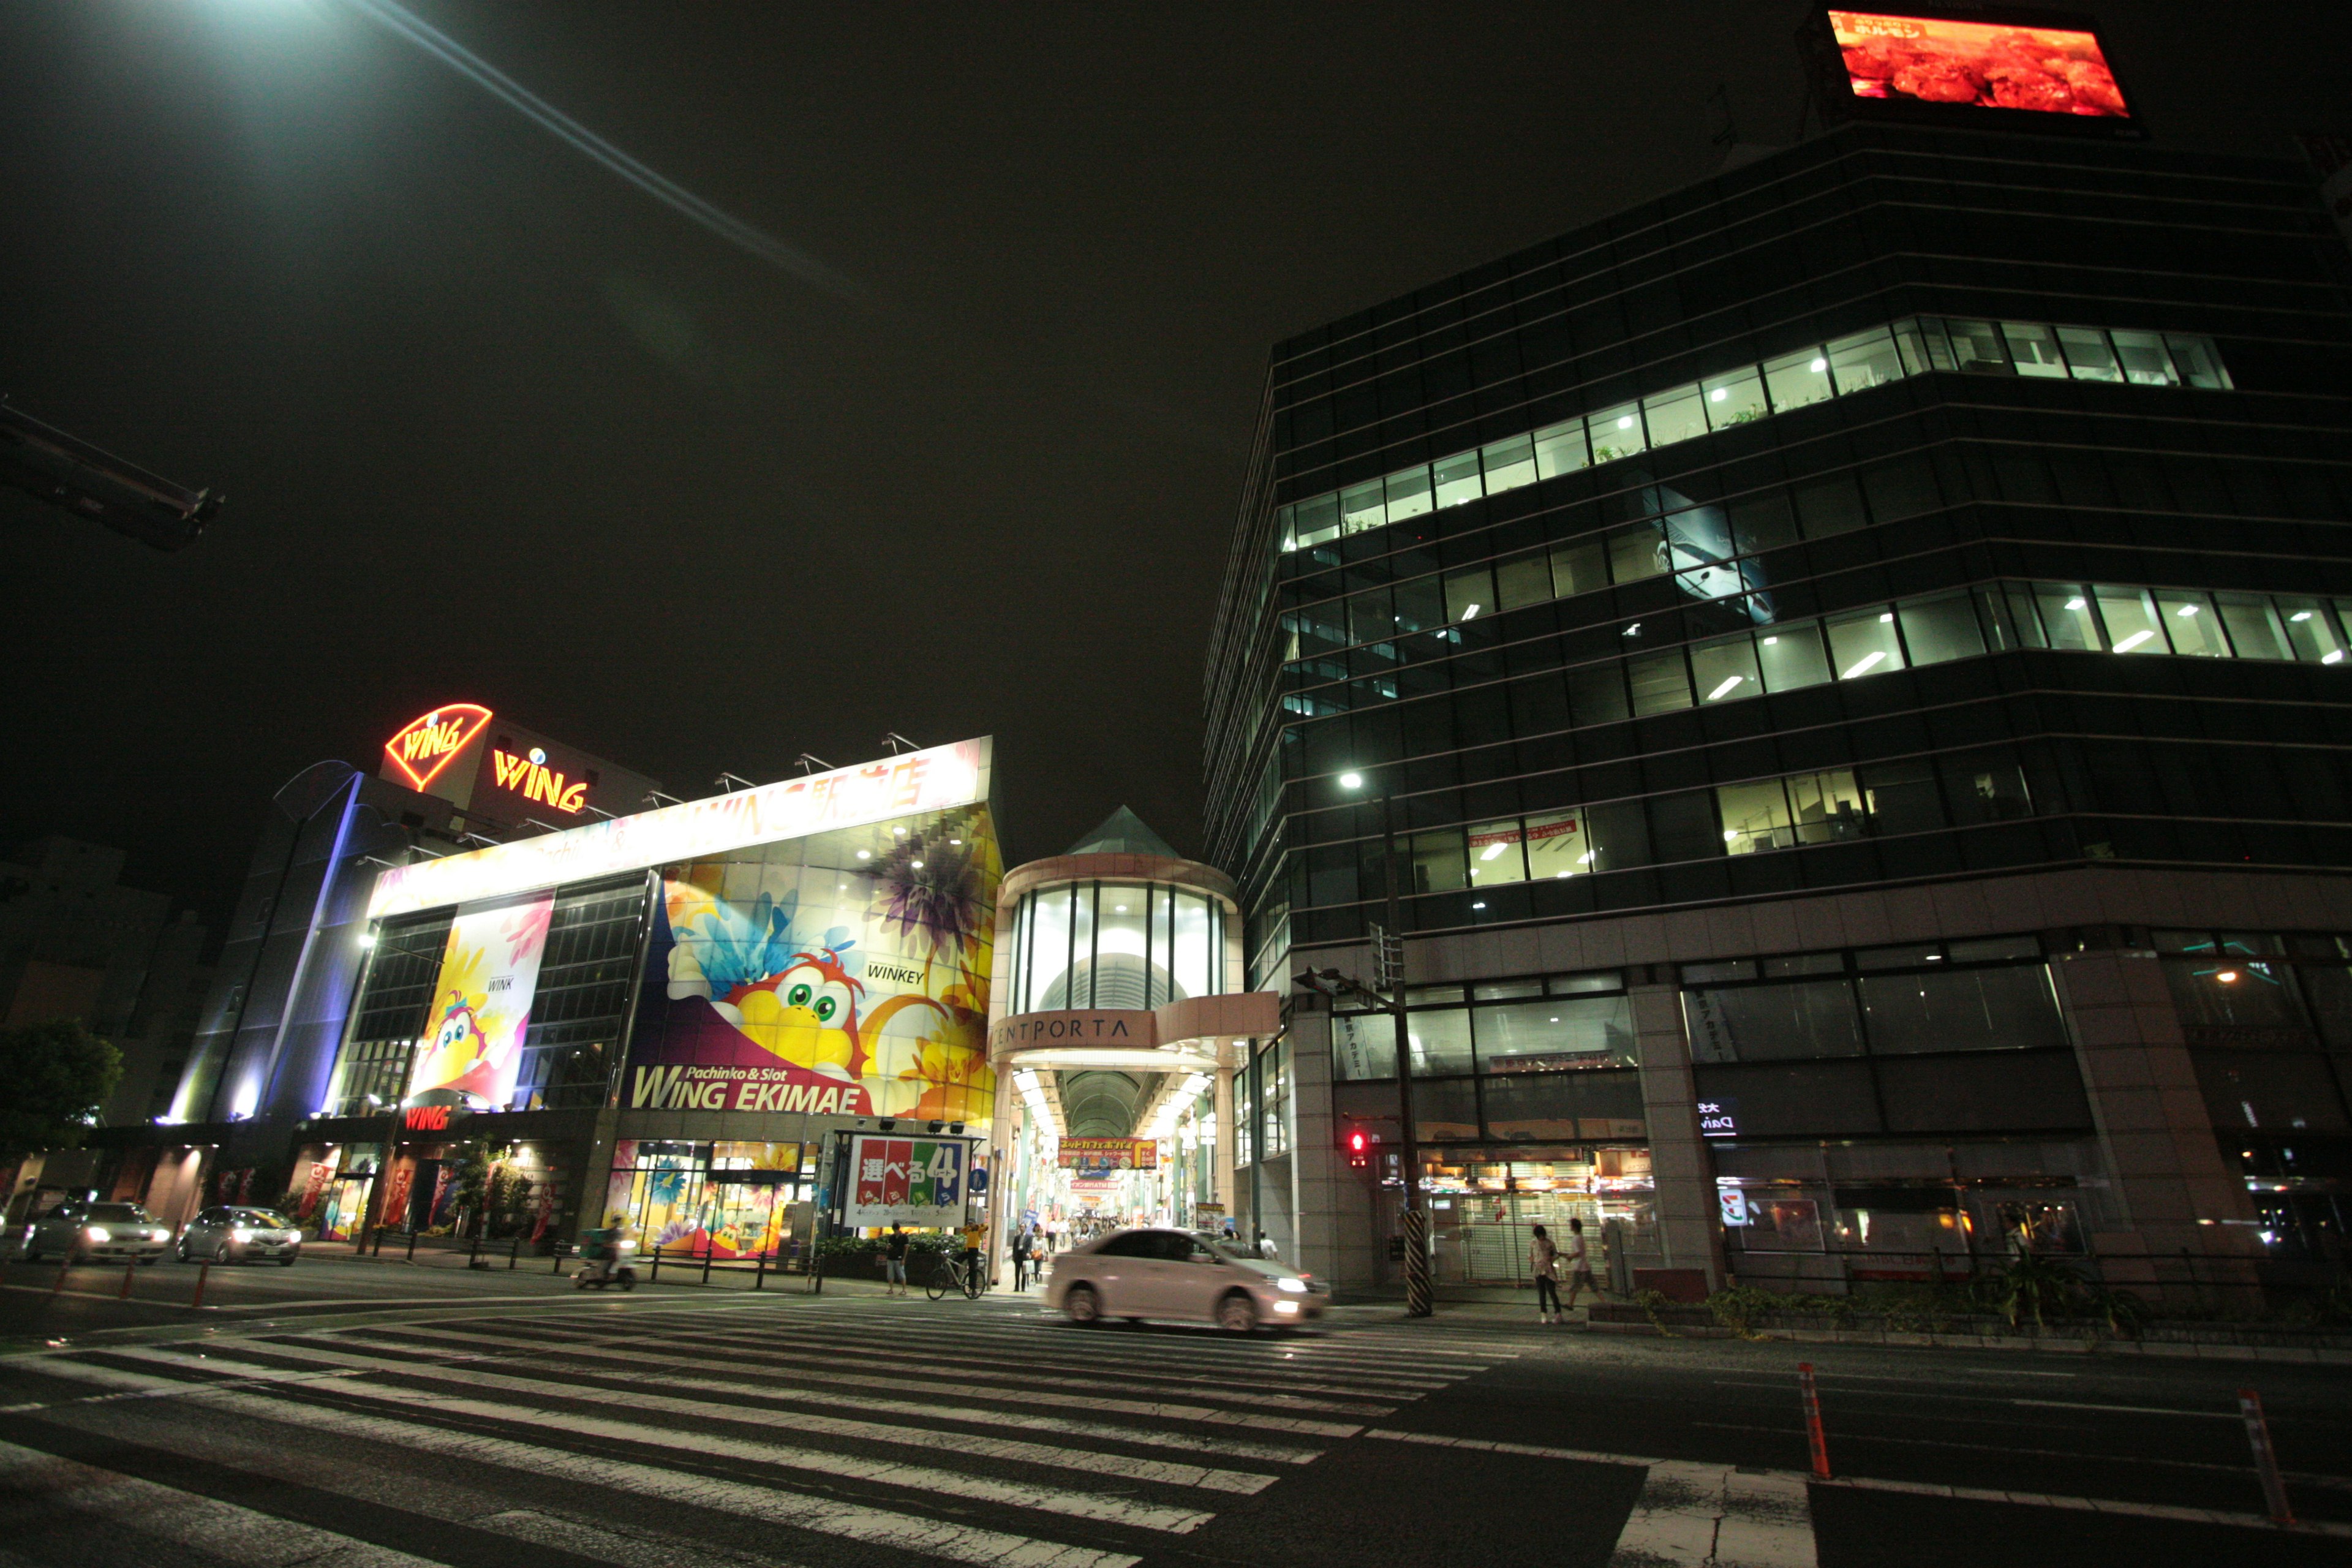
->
[1321,767,1434,1317]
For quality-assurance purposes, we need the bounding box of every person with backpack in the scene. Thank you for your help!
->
[1011,1225,1033,1291]
[1530,1222,1563,1324]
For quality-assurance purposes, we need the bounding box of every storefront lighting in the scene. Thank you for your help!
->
[911,860,924,869]
[855,850,871,860]
[2217,970,2239,983]
[1338,772,1363,789]
[1808,357,1826,373]
[358,932,376,946]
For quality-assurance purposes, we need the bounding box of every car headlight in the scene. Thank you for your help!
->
[151,1229,170,1242]
[1276,1276,1308,1293]
[84,1226,111,1243]
[1273,1298,1300,1313]
[230,1227,252,1243]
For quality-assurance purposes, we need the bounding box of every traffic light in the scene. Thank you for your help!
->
[1343,1125,1371,1169]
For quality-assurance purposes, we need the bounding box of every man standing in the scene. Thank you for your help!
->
[883,1224,910,1297]
[1011,1224,1032,1291]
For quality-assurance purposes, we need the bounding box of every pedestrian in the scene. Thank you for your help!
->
[1561,1216,1596,1312]
[883,1224,910,1297]
[1255,1229,1276,1260]
[1011,1226,1031,1291]
[1530,1222,1562,1324]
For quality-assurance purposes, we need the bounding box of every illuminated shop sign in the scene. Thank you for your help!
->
[368,737,991,918]
[1698,1098,1740,1137]
[1057,1137,1159,1174]
[382,703,492,791]
[489,747,587,813]
[1830,11,2129,118]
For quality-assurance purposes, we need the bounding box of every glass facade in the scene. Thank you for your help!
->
[1006,880,1224,1012]
[1205,126,2352,970]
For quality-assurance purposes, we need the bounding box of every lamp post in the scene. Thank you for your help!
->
[1336,769,1433,1317]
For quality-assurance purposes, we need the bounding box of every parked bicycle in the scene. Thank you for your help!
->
[927,1248,981,1301]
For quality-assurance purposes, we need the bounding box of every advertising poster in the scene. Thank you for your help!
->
[626,804,1000,1130]
[1056,1137,1158,1175]
[405,892,556,1110]
[843,1134,968,1229]
[1830,12,2128,118]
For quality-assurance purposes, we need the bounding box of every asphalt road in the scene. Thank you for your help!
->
[0,1255,2347,1566]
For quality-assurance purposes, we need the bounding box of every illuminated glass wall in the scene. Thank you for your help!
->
[1007,882,1226,1013]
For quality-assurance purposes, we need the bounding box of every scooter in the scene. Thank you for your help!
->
[576,1237,638,1291]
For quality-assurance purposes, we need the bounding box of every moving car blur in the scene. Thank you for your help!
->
[175,1206,303,1265]
[16,1201,173,1264]
[1041,1226,1327,1332]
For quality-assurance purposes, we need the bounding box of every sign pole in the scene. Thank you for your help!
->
[1381,789,1433,1319]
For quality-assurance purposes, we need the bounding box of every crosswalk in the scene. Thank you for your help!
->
[0,1295,1514,1568]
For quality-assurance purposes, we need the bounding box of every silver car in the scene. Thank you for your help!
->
[1042,1226,1327,1332]
[21,1201,173,1264]
[177,1206,303,1265]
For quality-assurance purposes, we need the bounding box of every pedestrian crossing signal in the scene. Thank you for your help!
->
[1344,1126,1371,1169]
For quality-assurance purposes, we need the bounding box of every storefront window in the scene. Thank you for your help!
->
[604,1139,810,1257]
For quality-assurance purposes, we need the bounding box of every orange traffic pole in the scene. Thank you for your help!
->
[1798,1362,1832,1480]
[191,1261,211,1310]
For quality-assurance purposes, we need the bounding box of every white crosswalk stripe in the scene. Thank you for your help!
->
[0,1436,448,1568]
[0,1300,1504,1568]
[245,1330,1329,1464]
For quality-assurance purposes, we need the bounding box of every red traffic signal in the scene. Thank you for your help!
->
[1344,1125,1371,1169]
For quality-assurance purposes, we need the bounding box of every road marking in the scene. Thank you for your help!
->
[1608,1460,1816,1568]
[472,1507,807,1568]
[2010,1399,2236,1419]
[19,1357,1143,1567]
[42,1354,1215,1534]
[124,1342,1284,1496]
[1362,1428,2352,1539]
[224,1335,1322,1465]
[371,1322,1376,1434]
[0,1436,445,1568]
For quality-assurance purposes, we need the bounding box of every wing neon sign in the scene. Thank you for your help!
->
[383,704,492,791]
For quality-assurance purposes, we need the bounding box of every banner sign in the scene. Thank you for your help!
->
[843,1134,969,1229]
[623,802,1000,1128]
[1057,1137,1158,1175]
[370,739,989,918]
[405,892,554,1110]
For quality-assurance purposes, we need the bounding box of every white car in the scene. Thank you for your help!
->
[176,1206,303,1265]
[1042,1226,1327,1332]
[21,1202,174,1264]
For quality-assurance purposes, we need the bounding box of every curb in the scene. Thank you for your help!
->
[1580,1317,2352,1363]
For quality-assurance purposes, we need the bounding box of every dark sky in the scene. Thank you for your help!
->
[4,1,2346,943]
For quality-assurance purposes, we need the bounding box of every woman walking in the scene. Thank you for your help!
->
[1530,1222,1563,1324]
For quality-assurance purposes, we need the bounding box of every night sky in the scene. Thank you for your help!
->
[4,2,2346,945]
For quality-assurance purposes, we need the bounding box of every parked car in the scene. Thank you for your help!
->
[1041,1226,1327,1332]
[21,1202,173,1265]
[176,1207,303,1265]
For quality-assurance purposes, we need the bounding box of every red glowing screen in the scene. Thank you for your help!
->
[1830,12,2128,118]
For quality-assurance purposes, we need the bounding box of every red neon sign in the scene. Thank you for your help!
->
[383,704,492,791]
[402,1105,451,1131]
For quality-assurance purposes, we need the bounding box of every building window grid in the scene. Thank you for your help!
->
[1284,578,2352,733]
[1276,317,2230,553]
[1676,940,2062,1068]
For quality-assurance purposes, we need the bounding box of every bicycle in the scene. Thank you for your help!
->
[926,1248,981,1300]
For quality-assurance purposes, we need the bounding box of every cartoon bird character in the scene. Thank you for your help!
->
[728,947,948,1082]
[415,990,502,1104]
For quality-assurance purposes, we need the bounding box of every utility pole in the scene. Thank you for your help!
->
[1374,786,1433,1317]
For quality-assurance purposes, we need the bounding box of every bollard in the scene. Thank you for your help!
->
[119,1262,135,1300]
[469,1229,482,1268]
[551,1242,565,1277]
[405,1227,418,1261]
[1798,1363,1832,1480]
[649,1246,662,1283]
[701,1243,714,1286]
[2238,1389,2295,1526]
[50,1249,74,1297]
[508,1235,520,1270]
[754,1250,767,1291]
[191,1261,211,1310]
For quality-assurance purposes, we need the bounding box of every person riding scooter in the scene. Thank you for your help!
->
[576,1217,639,1289]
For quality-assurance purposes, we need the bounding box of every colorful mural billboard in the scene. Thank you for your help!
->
[625,802,1000,1130]
[1057,1137,1159,1175]
[405,892,554,1110]
[1829,12,2128,118]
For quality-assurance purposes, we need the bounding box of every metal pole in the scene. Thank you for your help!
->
[2239,1389,2294,1526]
[119,1262,136,1300]
[701,1243,714,1286]
[755,1250,767,1291]
[1382,788,1432,1319]
[508,1234,519,1270]
[191,1261,210,1310]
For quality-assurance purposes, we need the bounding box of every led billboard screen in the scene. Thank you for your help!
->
[1830,12,2127,118]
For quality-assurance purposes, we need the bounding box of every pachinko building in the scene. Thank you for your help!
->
[309,737,1003,1261]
